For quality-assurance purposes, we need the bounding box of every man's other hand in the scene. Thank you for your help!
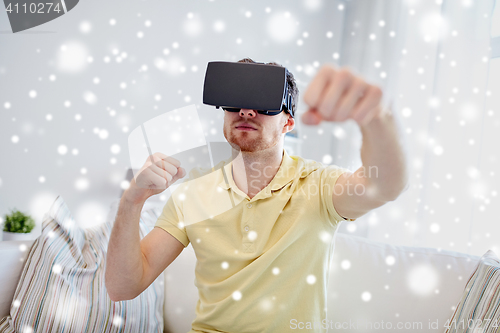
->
[301,64,384,127]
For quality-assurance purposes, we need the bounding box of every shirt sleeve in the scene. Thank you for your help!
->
[320,165,357,225]
[154,194,190,247]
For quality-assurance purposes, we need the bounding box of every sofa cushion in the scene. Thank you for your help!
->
[443,249,500,332]
[328,232,481,332]
[0,196,164,333]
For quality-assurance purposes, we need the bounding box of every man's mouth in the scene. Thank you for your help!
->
[235,123,257,131]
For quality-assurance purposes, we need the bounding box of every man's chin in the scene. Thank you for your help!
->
[229,139,262,152]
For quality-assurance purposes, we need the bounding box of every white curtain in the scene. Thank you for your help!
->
[299,0,497,256]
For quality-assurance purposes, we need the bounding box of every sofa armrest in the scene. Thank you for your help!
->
[0,240,36,318]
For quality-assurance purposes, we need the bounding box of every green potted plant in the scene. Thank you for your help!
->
[2,209,36,241]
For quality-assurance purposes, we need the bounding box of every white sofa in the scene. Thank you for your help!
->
[0,232,480,333]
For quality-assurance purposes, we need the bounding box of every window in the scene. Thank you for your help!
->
[491,0,500,58]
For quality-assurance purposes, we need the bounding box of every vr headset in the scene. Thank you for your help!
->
[202,61,294,118]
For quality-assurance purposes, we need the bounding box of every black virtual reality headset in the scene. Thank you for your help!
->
[202,61,294,118]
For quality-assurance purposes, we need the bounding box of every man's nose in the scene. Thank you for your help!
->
[239,109,256,117]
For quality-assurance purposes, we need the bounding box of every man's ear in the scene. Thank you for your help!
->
[282,114,295,134]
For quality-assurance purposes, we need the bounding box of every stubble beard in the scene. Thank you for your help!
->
[224,125,281,153]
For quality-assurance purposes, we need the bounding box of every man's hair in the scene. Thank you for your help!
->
[237,57,298,118]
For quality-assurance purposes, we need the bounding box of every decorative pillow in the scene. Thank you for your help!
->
[0,195,164,333]
[444,249,500,332]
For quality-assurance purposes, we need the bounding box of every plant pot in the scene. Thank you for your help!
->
[2,231,35,241]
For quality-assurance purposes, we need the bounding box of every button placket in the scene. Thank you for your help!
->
[242,199,255,252]
[244,201,253,233]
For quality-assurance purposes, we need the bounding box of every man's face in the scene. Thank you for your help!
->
[223,109,295,152]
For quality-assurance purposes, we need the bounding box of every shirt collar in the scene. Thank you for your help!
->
[218,148,298,197]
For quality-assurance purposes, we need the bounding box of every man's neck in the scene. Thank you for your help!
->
[231,145,284,199]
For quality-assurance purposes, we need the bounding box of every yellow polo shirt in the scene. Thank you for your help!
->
[154,148,355,333]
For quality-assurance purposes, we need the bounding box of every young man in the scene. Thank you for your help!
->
[105,58,408,332]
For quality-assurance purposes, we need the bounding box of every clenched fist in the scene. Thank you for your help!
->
[126,152,186,204]
[301,64,385,127]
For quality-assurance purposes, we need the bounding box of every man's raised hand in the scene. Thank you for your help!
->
[126,152,186,204]
[301,64,385,127]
